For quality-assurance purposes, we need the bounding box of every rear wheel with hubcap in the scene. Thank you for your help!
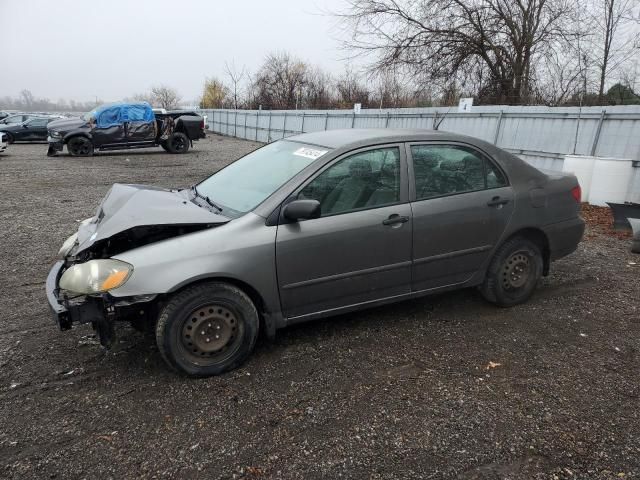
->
[67,136,94,157]
[480,236,543,307]
[4,133,14,144]
[155,282,259,377]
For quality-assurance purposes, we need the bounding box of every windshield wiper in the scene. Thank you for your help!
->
[191,185,223,212]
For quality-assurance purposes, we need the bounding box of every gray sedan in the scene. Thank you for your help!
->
[47,129,584,376]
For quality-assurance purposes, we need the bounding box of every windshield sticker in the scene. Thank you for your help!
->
[293,147,328,160]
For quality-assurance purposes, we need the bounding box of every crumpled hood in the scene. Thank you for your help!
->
[74,183,229,254]
[48,117,86,132]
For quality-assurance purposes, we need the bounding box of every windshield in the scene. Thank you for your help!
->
[196,140,329,216]
[82,108,98,121]
[3,115,24,124]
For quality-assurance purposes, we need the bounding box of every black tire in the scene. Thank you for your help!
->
[480,236,543,307]
[165,132,190,154]
[155,282,259,377]
[4,133,14,144]
[67,136,94,157]
[160,140,170,152]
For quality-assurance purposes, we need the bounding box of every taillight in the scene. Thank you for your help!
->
[571,185,581,203]
[200,119,205,130]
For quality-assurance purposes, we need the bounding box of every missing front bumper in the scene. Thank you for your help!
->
[46,261,157,347]
[47,140,64,156]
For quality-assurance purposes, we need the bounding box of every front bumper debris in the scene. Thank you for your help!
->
[47,138,64,156]
[46,261,157,347]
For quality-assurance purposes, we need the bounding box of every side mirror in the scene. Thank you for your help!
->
[283,199,321,221]
[23,124,29,128]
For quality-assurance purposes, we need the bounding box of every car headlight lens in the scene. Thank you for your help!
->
[59,259,133,294]
[49,130,61,138]
[58,232,79,259]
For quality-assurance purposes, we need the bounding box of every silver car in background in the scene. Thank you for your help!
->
[47,129,584,376]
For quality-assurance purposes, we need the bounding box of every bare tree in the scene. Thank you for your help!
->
[150,85,182,109]
[131,92,154,104]
[252,52,308,109]
[200,77,230,108]
[303,67,335,108]
[335,68,370,107]
[585,0,640,103]
[224,61,247,109]
[336,0,576,105]
[20,89,34,110]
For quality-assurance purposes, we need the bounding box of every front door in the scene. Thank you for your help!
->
[408,143,515,291]
[276,145,412,319]
[21,118,49,141]
[92,105,126,147]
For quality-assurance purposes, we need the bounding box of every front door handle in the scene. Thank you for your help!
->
[487,196,510,208]
[382,214,409,226]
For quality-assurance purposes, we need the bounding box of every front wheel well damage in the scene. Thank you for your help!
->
[64,133,92,144]
[161,276,271,338]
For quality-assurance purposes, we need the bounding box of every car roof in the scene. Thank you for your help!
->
[288,128,471,149]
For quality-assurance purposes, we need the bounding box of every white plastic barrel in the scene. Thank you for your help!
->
[562,155,596,201]
[588,158,634,207]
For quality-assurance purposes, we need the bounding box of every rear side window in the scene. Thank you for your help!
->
[411,145,507,200]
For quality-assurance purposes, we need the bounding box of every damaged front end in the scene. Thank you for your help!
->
[46,183,229,347]
[46,259,157,347]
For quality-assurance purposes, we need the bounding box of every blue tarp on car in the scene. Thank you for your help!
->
[93,102,154,128]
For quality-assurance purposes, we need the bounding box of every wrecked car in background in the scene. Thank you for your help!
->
[46,102,205,156]
[0,132,7,154]
[47,129,585,377]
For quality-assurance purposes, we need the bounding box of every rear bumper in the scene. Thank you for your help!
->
[543,216,586,261]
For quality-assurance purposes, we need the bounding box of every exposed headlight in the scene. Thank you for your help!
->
[49,130,62,138]
[59,259,133,294]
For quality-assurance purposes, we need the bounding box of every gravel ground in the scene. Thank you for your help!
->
[0,137,639,480]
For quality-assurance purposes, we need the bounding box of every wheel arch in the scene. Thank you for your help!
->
[165,275,269,326]
[63,131,92,144]
[502,227,551,276]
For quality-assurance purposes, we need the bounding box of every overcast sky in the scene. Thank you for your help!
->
[0,0,351,104]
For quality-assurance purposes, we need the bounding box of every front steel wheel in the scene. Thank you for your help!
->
[180,304,245,364]
[156,282,259,377]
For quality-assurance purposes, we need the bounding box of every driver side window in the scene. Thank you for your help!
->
[299,147,401,217]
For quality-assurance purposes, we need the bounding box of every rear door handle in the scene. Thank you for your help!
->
[487,196,510,207]
[382,214,409,226]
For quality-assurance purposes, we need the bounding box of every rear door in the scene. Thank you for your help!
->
[123,105,156,144]
[408,142,515,291]
[276,144,412,319]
